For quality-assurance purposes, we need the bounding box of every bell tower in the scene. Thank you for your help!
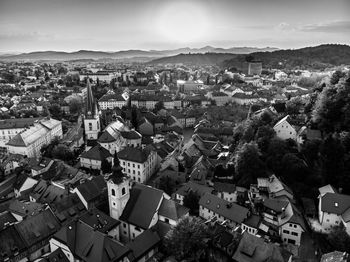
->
[108,153,130,220]
[84,77,100,141]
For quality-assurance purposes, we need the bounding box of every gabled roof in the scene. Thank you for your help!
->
[213,182,236,194]
[199,193,249,224]
[98,131,116,143]
[175,181,213,197]
[120,130,142,140]
[9,200,45,217]
[120,183,164,229]
[0,211,17,230]
[158,198,189,221]
[126,229,161,261]
[263,198,289,213]
[0,225,27,261]
[81,145,111,161]
[38,248,70,262]
[243,214,261,229]
[117,147,151,163]
[53,220,130,262]
[76,176,106,203]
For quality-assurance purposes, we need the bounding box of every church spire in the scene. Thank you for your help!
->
[86,77,95,117]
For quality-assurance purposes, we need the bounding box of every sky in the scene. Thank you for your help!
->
[0,0,349,52]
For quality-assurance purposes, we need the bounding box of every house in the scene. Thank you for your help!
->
[9,200,45,221]
[297,126,322,145]
[256,175,294,201]
[14,174,38,198]
[241,214,262,236]
[108,176,187,243]
[50,219,130,262]
[80,145,112,170]
[118,146,158,183]
[206,91,232,106]
[37,248,70,262]
[199,193,249,228]
[318,185,350,235]
[0,209,61,262]
[174,181,213,205]
[213,182,238,202]
[73,175,107,209]
[0,154,22,176]
[232,232,292,262]
[273,115,298,141]
[138,117,154,136]
[6,118,63,158]
[98,92,129,110]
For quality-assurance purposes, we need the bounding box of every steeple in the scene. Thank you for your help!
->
[85,77,95,117]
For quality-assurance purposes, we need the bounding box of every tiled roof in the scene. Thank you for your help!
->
[120,183,164,229]
[175,181,213,197]
[213,182,236,194]
[120,130,142,140]
[0,117,41,130]
[81,145,112,161]
[199,193,249,224]
[243,214,261,228]
[79,208,120,234]
[98,131,116,143]
[76,176,106,203]
[9,200,45,217]
[158,198,189,221]
[117,146,151,163]
[38,248,70,262]
[0,211,17,230]
[53,220,130,262]
[126,229,160,261]
[263,198,289,213]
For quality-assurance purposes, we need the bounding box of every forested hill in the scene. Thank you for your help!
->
[148,53,238,65]
[221,44,350,69]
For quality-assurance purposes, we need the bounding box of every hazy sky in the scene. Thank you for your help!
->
[0,0,349,52]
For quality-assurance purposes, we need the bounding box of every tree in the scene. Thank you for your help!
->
[52,144,74,161]
[101,159,112,174]
[154,101,164,112]
[183,191,200,216]
[69,99,82,114]
[49,104,62,119]
[164,216,211,261]
[285,96,304,115]
[234,142,266,187]
[280,153,309,183]
[327,224,350,253]
[330,70,345,85]
[131,107,138,130]
[255,125,275,152]
[157,176,176,195]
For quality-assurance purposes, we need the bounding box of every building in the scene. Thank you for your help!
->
[318,185,350,235]
[83,79,101,142]
[6,118,63,158]
[199,193,249,228]
[273,115,298,141]
[177,79,204,93]
[73,176,107,209]
[80,145,112,170]
[118,146,158,183]
[98,92,129,110]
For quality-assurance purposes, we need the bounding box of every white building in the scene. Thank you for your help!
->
[98,92,129,110]
[318,185,350,235]
[273,115,298,141]
[6,118,62,158]
[118,146,158,184]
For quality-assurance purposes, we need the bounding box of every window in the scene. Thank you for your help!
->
[123,223,126,228]
[122,187,126,195]
[113,202,116,206]
[291,232,298,236]
[283,229,290,234]
[111,189,116,196]
[128,163,130,167]
[138,164,140,169]
[89,123,92,131]
[133,164,135,168]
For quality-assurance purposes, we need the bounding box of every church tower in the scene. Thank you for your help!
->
[108,153,130,220]
[84,78,100,141]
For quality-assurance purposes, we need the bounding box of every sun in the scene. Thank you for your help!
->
[155,2,210,44]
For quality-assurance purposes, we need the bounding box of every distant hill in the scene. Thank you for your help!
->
[148,53,240,65]
[0,46,278,61]
[221,44,350,70]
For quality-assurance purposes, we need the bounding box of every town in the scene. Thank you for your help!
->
[0,51,349,262]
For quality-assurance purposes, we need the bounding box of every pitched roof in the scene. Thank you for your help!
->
[213,182,236,193]
[158,199,189,221]
[81,145,112,161]
[126,229,161,261]
[9,200,45,217]
[120,130,142,140]
[0,225,27,261]
[38,248,70,262]
[0,211,17,230]
[199,193,249,224]
[53,220,130,262]
[320,192,350,215]
[76,176,106,203]
[117,147,151,163]
[263,198,289,213]
[175,181,213,197]
[98,131,116,143]
[243,214,261,228]
[79,208,120,234]
[120,183,164,229]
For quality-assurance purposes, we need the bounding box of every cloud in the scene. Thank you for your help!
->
[300,21,350,33]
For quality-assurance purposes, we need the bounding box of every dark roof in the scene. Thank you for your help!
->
[158,199,189,221]
[53,220,130,262]
[213,182,236,193]
[98,131,116,143]
[243,214,261,229]
[6,133,26,147]
[120,130,142,140]
[0,225,27,261]
[81,145,112,161]
[126,229,161,261]
[233,232,288,262]
[9,200,45,217]
[76,176,106,203]
[263,198,289,213]
[175,181,213,197]
[38,248,70,262]
[0,211,17,230]
[0,117,41,130]
[199,193,249,224]
[321,192,350,215]
[120,183,164,229]
[15,209,60,248]
[117,147,151,163]
[79,208,120,234]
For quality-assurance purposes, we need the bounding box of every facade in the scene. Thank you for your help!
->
[6,118,62,158]
[118,146,158,183]
[98,92,129,110]
[273,115,298,141]
[177,80,204,93]
[80,145,112,170]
